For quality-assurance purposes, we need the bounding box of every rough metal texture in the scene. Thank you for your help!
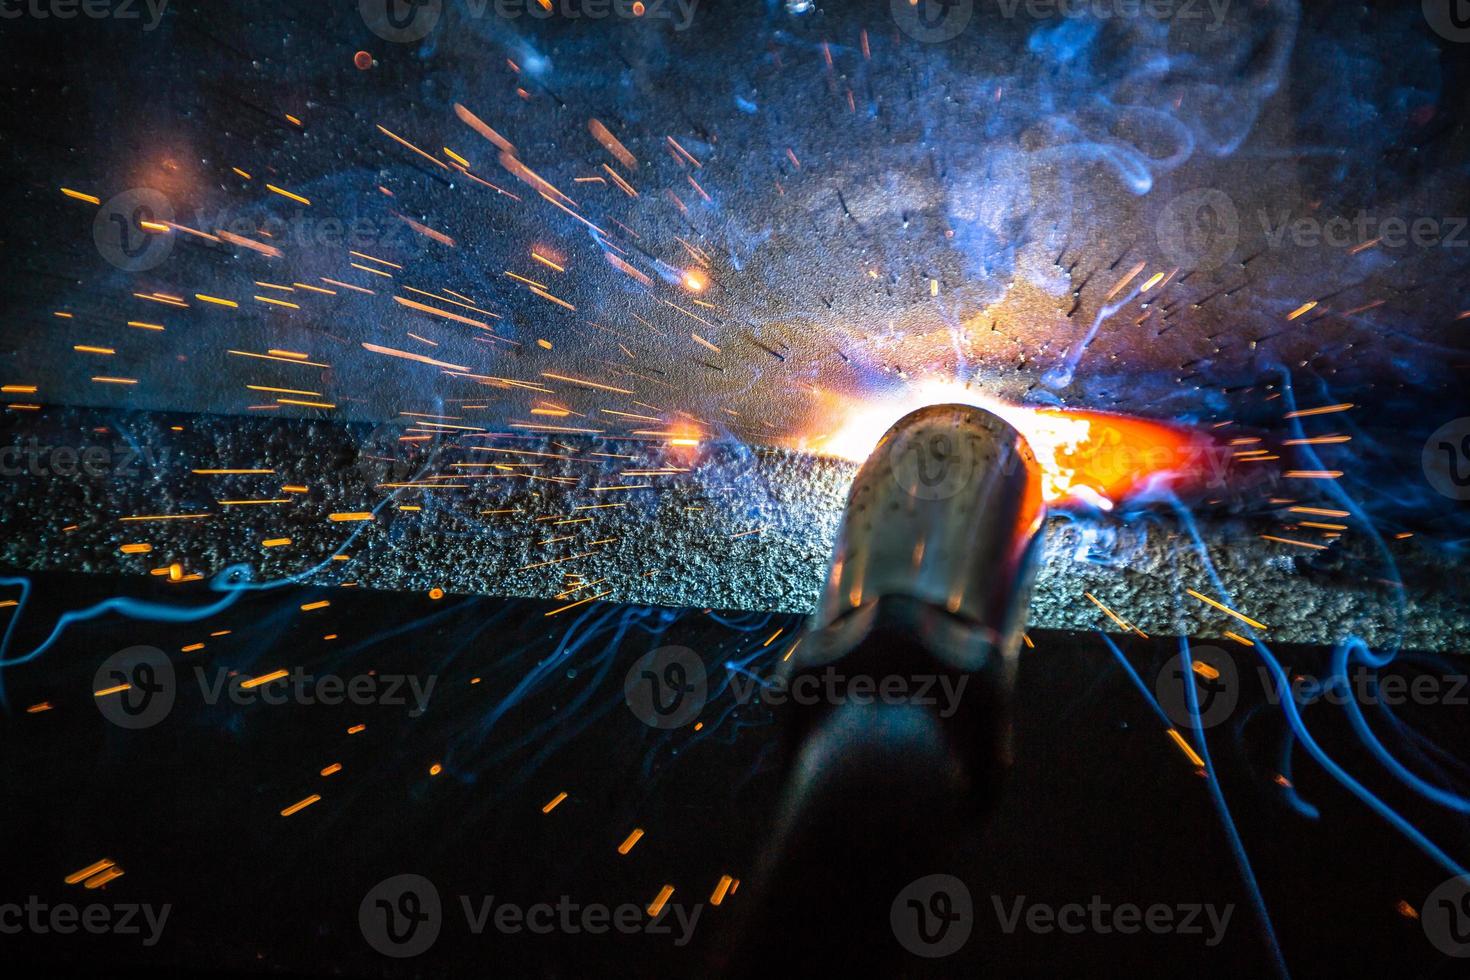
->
[0,407,1462,651]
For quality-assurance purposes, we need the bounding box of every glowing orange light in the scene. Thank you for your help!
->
[682,269,707,292]
[808,381,1209,509]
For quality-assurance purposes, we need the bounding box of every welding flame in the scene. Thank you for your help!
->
[809,381,1204,509]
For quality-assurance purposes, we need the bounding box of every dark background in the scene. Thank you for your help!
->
[0,568,1465,976]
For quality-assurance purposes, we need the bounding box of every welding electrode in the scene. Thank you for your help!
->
[719,404,1045,974]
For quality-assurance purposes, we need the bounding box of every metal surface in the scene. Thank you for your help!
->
[814,404,1044,649]
[727,405,1044,975]
[1,405,1466,651]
